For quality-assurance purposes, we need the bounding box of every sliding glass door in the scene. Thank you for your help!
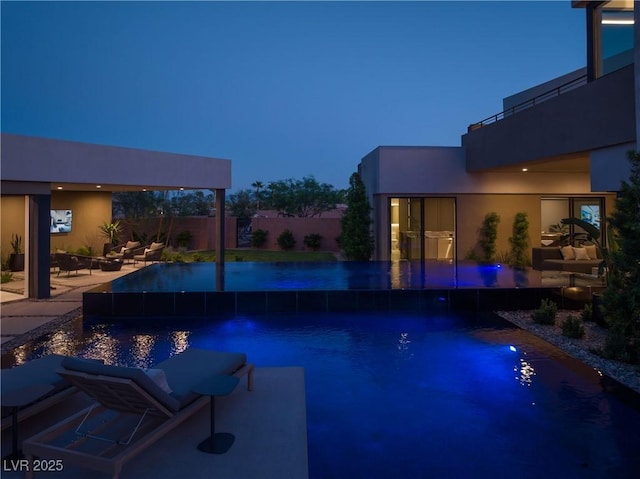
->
[390,197,455,261]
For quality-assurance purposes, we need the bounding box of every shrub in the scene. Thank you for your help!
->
[251,229,268,248]
[478,212,500,264]
[175,230,193,249]
[277,229,296,251]
[531,298,557,325]
[1,271,13,283]
[75,246,93,257]
[303,233,322,251]
[562,315,585,339]
[191,253,205,262]
[580,303,593,322]
[508,212,531,268]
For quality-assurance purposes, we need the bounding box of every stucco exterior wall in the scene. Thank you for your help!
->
[251,217,342,252]
[1,134,232,190]
[118,216,237,251]
[456,194,541,262]
[463,65,636,171]
[50,191,113,254]
[1,196,27,261]
[364,146,595,195]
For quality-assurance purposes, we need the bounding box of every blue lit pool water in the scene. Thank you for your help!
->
[12,311,640,478]
[106,261,541,291]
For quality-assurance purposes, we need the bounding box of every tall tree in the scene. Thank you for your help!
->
[251,181,264,210]
[265,176,341,217]
[602,151,640,363]
[226,189,257,220]
[340,172,373,261]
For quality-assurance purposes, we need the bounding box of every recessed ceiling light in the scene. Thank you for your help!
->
[522,168,528,172]
[96,185,102,189]
[57,186,63,190]
[602,19,634,25]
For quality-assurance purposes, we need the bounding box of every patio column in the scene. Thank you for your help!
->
[28,194,51,299]
[215,188,225,265]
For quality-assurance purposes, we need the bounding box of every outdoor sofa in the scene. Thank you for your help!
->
[531,245,602,274]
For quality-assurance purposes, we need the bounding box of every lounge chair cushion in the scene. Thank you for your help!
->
[60,357,181,413]
[154,349,247,408]
[2,355,69,397]
[150,242,164,250]
[125,241,140,250]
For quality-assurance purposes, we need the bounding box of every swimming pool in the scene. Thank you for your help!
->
[8,311,640,478]
[102,261,543,292]
[85,261,585,318]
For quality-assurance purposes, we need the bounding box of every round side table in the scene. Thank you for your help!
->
[192,375,240,454]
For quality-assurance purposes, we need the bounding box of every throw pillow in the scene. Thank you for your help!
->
[121,247,127,253]
[584,244,597,260]
[560,245,575,260]
[144,248,151,255]
[573,247,590,261]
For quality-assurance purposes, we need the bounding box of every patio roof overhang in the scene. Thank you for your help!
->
[0,133,232,193]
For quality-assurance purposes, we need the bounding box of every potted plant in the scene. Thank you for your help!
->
[8,233,24,272]
[98,220,123,256]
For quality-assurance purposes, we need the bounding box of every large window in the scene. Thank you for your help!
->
[390,197,455,261]
[541,197,605,247]
[601,3,634,75]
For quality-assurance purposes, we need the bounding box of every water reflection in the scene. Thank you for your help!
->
[514,357,536,386]
[43,331,76,357]
[170,331,190,356]
[85,328,120,365]
[131,334,157,368]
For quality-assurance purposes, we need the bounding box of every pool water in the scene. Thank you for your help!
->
[105,261,542,292]
[11,311,640,478]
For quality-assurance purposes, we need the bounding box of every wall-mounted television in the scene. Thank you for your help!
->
[50,209,72,233]
[580,205,600,230]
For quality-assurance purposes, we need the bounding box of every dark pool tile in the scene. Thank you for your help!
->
[478,289,509,311]
[83,292,113,317]
[327,291,358,312]
[113,292,144,317]
[236,292,268,315]
[449,289,480,312]
[420,290,450,313]
[357,291,389,311]
[389,290,422,311]
[175,292,206,316]
[205,292,236,316]
[143,293,175,316]
[266,291,298,313]
[297,291,328,312]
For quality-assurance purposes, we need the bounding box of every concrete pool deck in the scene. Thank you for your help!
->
[1,367,309,479]
[1,266,310,478]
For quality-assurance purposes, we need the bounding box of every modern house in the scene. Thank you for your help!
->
[359,0,637,262]
[0,134,231,299]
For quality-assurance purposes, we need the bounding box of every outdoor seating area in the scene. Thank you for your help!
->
[106,241,144,263]
[133,241,165,266]
[2,350,254,478]
[53,252,97,277]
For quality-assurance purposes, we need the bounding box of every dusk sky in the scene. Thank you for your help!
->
[1,1,586,192]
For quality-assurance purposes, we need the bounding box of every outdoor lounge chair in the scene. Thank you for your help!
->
[23,348,254,479]
[54,252,95,277]
[1,354,81,431]
[107,241,143,264]
[133,241,165,266]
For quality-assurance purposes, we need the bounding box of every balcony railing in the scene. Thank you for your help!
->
[467,74,588,132]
